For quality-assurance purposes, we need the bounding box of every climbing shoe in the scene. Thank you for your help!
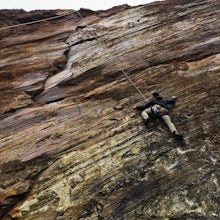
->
[173,131,184,141]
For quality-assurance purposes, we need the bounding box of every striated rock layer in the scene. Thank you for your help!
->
[0,0,219,219]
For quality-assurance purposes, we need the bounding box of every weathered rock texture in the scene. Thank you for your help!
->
[0,0,219,219]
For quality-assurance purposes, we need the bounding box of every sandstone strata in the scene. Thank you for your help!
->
[0,0,219,219]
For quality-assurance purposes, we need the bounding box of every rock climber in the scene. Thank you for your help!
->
[134,92,183,140]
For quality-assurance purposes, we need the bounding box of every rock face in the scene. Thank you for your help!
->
[0,0,219,219]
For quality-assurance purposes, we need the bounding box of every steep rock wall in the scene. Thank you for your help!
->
[0,0,219,219]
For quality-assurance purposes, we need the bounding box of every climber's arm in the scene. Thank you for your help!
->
[165,96,177,105]
[134,100,152,111]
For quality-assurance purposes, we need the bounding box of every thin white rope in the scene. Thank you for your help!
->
[120,69,147,101]
[0,10,76,30]
[0,8,148,100]
[76,11,148,101]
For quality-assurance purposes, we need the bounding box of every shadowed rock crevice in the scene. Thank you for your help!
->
[70,37,97,47]
[0,154,57,219]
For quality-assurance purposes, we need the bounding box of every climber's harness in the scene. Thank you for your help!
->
[151,104,168,116]
[151,105,159,116]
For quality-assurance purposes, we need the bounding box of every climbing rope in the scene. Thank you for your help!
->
[120,69,147,101]
[0,10,76,30]
[76,10,148,101]
[0,8,148,101]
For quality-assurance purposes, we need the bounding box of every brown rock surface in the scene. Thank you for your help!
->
[0,0,219,219]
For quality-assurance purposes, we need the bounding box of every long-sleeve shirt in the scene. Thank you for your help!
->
[136,96,176,111]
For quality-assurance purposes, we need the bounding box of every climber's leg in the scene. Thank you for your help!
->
[161,114,183,140]
[141,108,151,126]
[161,114,177,133]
